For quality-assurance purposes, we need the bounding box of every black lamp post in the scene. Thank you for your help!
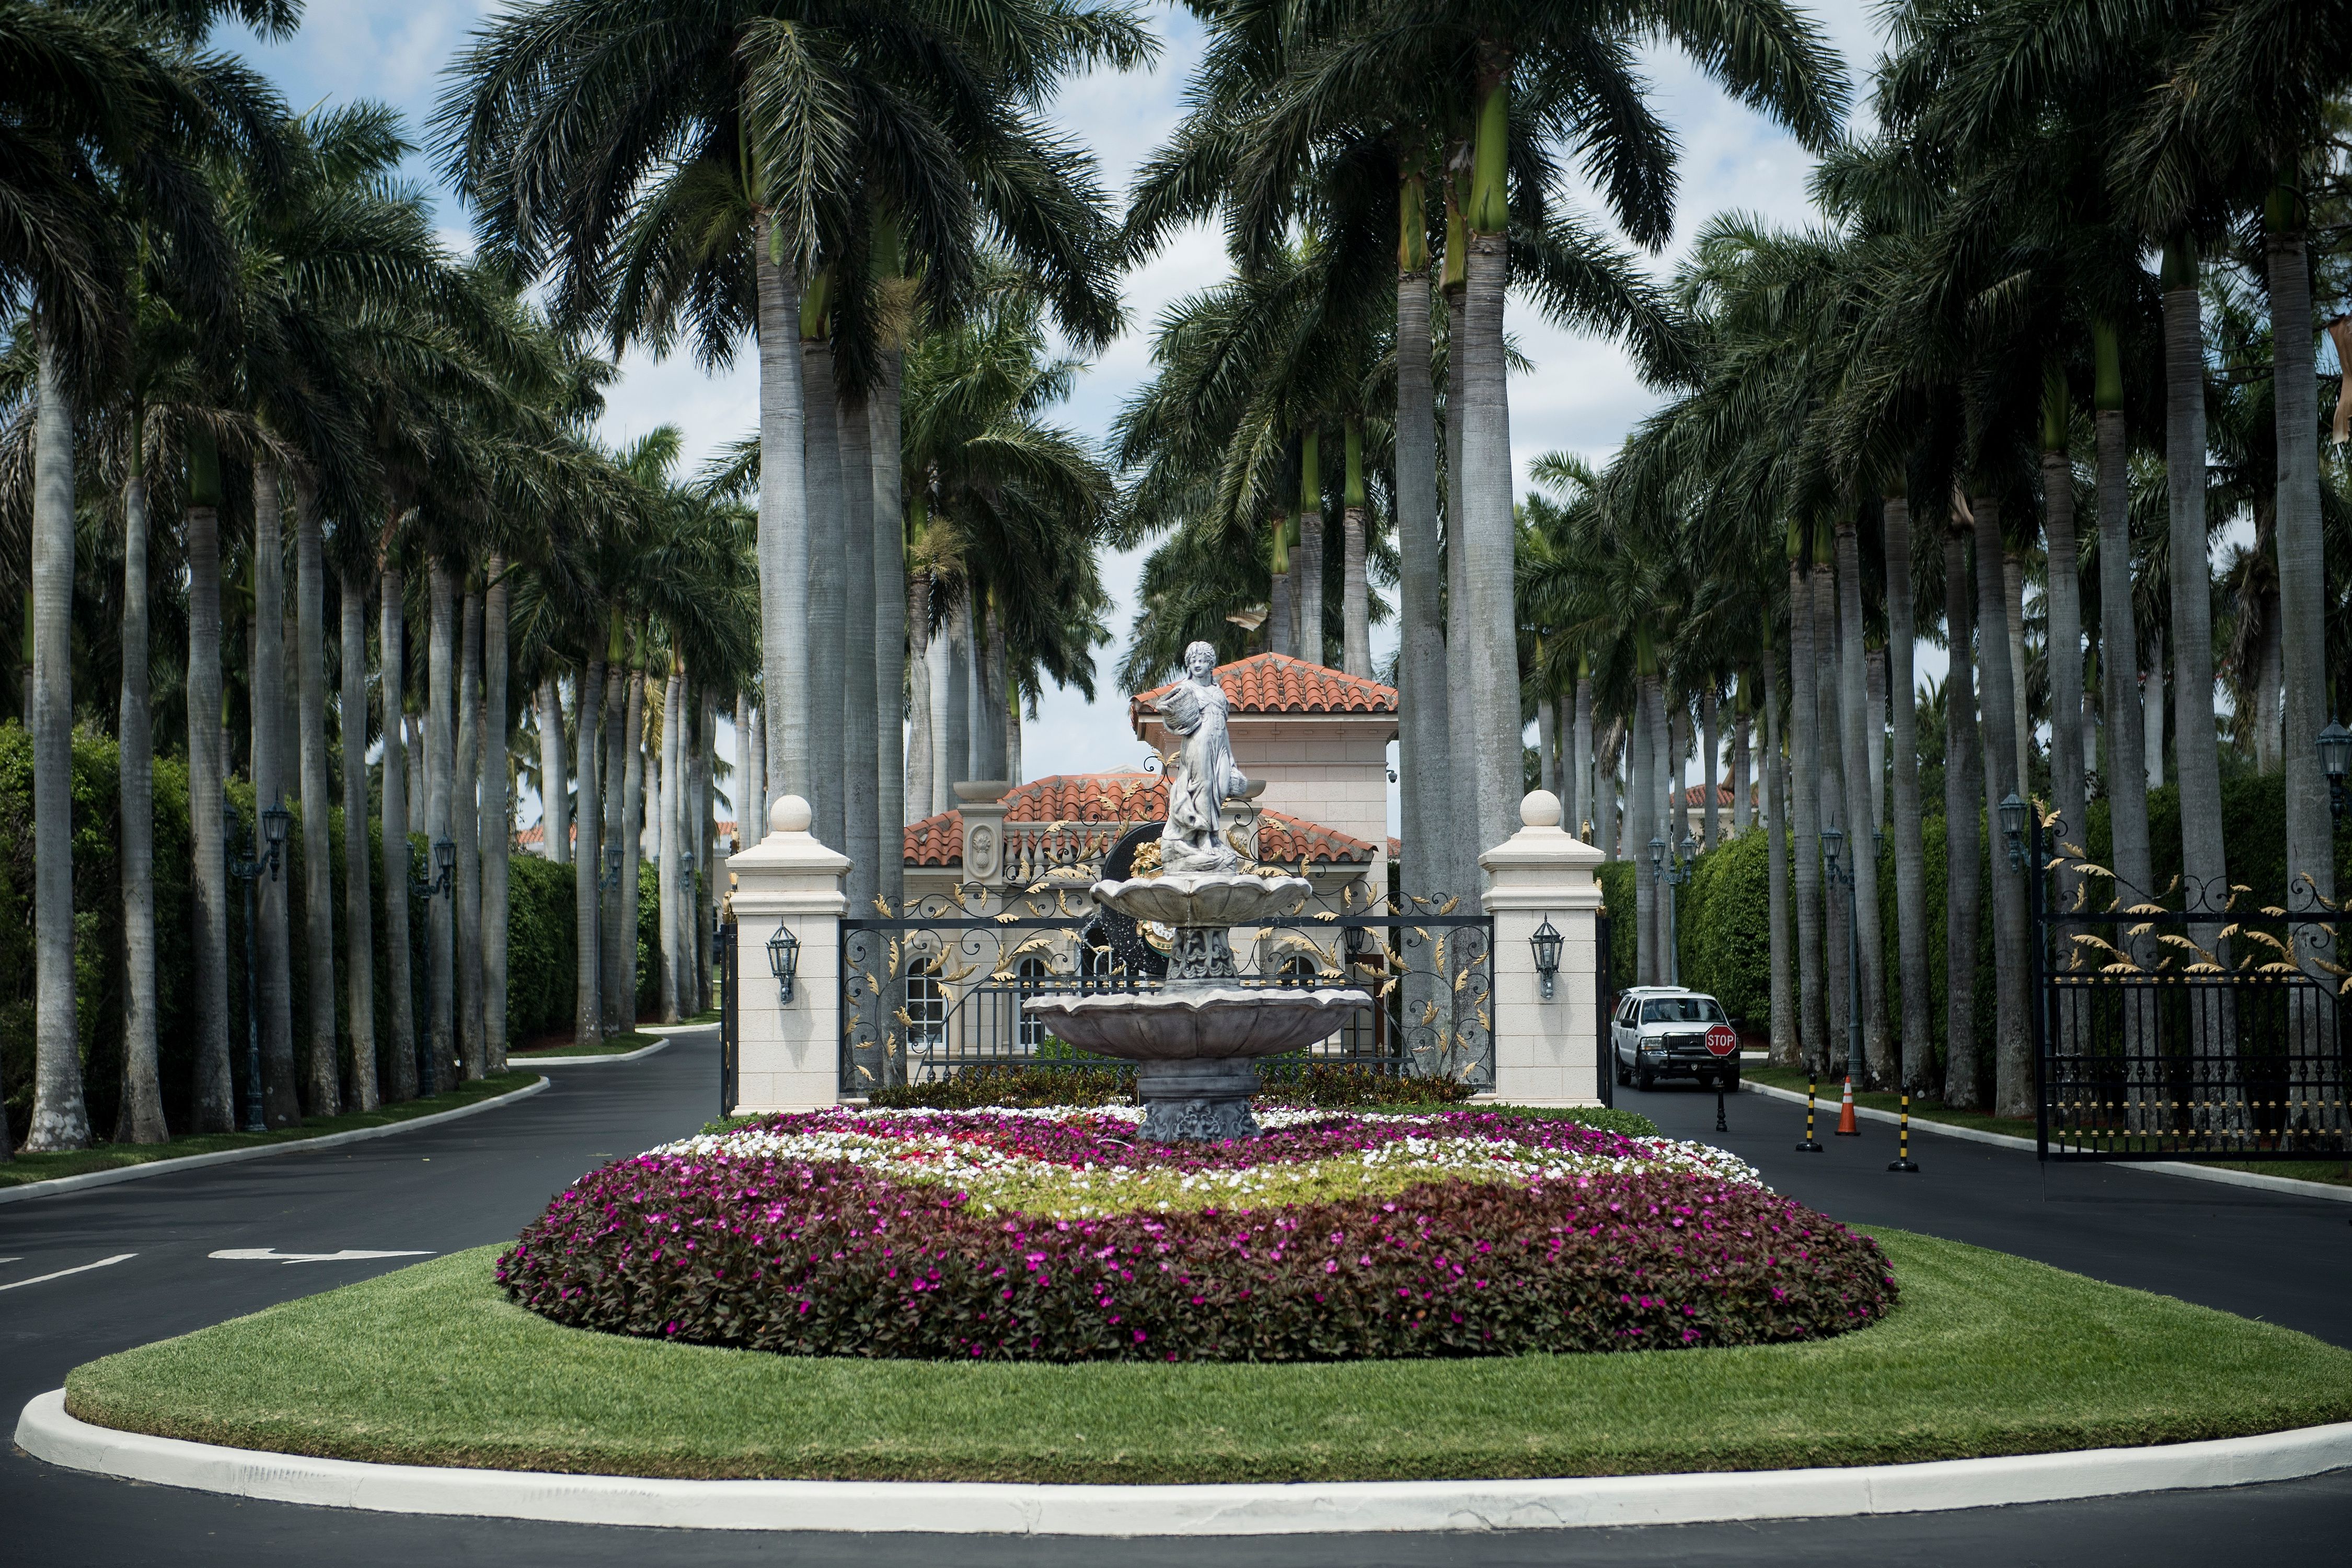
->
[2321,721,2352,823]
[1530,915,1563,1000]
[1821,823,1862,1090]
[768,924,800,1004]
[224,802,287,1133]
[598,839,624,892]
[1998,792,2030,872]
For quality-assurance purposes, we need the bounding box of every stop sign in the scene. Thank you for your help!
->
[1705,1023,1739,1058]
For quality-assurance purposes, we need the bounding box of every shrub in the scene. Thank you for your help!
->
[1260,1062,1478,1108]
[501,1150,1895,1363]
[867,1066,1133,1110]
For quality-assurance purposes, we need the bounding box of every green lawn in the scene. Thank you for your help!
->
[63,1229,2352,1484]
[511,1033,663,1058]
[1744,1066,2352,1186]
[0,1072,540,1190]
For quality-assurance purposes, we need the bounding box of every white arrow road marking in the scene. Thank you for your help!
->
[206,1249,433,1265]
[0,1254,136,1292]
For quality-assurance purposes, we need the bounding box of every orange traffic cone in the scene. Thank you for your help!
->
[1834,1075,1861,1136]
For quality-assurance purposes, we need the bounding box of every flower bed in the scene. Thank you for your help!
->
[500,1108,1896,1363]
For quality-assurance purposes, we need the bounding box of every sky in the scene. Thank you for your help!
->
[247,0,1887,832]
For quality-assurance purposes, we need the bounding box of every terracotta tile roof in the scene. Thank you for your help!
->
[902,771,1377,867]
[1130,652,1397,729]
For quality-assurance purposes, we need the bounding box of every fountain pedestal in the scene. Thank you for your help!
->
[1021,872,1370,1141]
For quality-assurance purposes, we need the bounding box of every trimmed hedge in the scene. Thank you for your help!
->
[0,721,662,1142]
[499,1156,1897,1363]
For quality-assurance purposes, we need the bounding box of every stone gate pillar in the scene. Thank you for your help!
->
[1480,790,1607,1106]
[728,794,850,1113]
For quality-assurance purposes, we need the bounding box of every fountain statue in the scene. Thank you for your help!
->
[1022,642,1372,1140]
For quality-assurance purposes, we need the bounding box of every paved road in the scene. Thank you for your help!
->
[4,1039,2344,1565]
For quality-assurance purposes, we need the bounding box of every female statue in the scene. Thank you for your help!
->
[1154,640,1249,872]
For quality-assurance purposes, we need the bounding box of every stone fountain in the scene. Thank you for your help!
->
[1021,640,1368,1140]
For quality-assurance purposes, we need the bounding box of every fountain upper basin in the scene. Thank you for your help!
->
[1020,987,1369,1061]
[1090,872,1311,929]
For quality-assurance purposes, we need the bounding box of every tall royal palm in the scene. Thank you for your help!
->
[440,0,1143,875]
[1274,0,1844,852]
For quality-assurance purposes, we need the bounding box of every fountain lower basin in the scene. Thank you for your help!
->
[1022,869,1370,1141]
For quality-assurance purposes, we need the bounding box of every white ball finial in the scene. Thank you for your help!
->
[1521,789,1563,828]
[770,794,813,835]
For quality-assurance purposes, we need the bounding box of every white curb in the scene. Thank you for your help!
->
[1736,1081,2352,1204]
[513,1037,674,1066]
[16,1391,2351,1535]
[0,1079,550,1207]
[635,1020,721,1036]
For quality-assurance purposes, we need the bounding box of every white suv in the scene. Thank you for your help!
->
[1610,987,1740,1092]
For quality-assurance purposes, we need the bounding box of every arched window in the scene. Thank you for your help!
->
[1278,954,1317,987]
[905,958,946,1046]
[1015,956,1051,1050]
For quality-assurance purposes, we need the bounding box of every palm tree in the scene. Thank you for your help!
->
[5,0,295,1148]
[1882,492,1932,1090]
[441,0,1144,859]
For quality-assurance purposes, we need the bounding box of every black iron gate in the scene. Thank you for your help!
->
[2033,813,2352,1160]
[840,886,1493,1097]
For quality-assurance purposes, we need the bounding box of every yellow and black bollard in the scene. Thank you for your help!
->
[1796,1079,1824,1152]
[1887,1093,1920,1172]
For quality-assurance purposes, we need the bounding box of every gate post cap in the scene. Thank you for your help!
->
[1521,790,1563,829]
[770,795,812,835]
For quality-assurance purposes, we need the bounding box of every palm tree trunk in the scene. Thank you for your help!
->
[1572,665,1594,841]
[734,691,753,849]
[252,460,298,1128]
[802,333,847,851]
[1270,526,1294,659]
[1446,286,1479,904]
[1700,686,1721,849]
[658,662,682,1025]
[1884,498,1931,1092]
[2043,434,2087,883]
[1787,560,1826,1079]
[1396,258,1446,903]
[1598,716,1622,859]
[1971,496,2033,1119]
[697,687,718,1010]
[940,594,968,801]
[839,384,878,909]
[25,329,84,1151]
[1552,690,1574,817]
[1631,681,1655,986]
[1942,520,1985,1109]
[748,701,768,835]
[907,572,933,823]
[1669,700,1691,858]
[1298,503,1325,672]
[1865,648,1887,831]
[1461,231,1518,866]
[599,655,627,1034]
[378,555,419,1098]
[537,677,568,865]
[339,571,377,1110]
[455,582,485,1080]
[1537,696,1559,813]
[1731,680,1751,837]
[189,467,234,1130]
[1763,629,1793,1065]
[294,474,338,1115]
[1813,557,1849,1073]
[116,414,166,1143]
[425,560,458,1094]
[2143,628,2166,791]
[2268,195,2332,912]
[983,598,1010,777]
[2002,551,2030,793]
[481,566,510,1073]
[871,350,906,911]
[1341,503,1369,677]
[754,228,811,814]
[2162,243,2230,920]
[1835,519,1892,1086]
[620,664,648,1028]
[573,654,604,1048]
